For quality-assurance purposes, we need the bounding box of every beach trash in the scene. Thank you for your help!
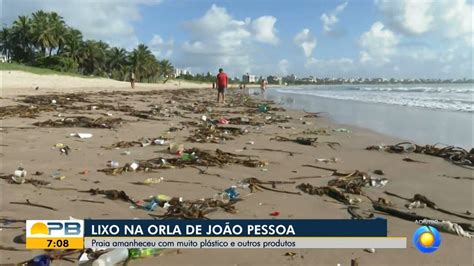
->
[31,254,51,266]
[201,115,207,121]
[129,248,162,259]
[224,187,240,200]
[55,143,65,148]
[169,143,184,154]
[92,248,129,266]
[107,160,119,168]
[258,104,268,113]
[11,175,25,184]
[180,153,191,161]
[51,99,57,104]
[121,151,131,156]
[142,199,159,211]
[218,118,229,124]
[154,194,172,202]
[364,248,376,254]
[14,167,27,178]
[333,128,351,133]
[143,177,163,185]
[130,162,139,171]
[270,211,280,217]
[70,133,93,139]
[369,177,388,188]
[153,139,166,145]
[247,141,255,145]
[406,200,426,209]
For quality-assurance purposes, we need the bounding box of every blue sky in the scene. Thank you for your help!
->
[3,0,473,79]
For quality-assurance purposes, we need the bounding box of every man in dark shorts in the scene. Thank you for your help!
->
[216,68,228,104]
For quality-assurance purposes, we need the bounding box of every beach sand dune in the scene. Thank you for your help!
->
[0,71,472,265]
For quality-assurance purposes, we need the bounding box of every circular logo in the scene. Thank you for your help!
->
[413,225,441,253]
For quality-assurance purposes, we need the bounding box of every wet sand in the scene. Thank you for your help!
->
[0,75,473,265]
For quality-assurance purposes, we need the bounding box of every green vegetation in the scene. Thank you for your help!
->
[0,62,94,78]
[0,10,174,83]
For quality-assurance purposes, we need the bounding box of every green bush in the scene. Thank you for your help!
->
[34,55,78,73]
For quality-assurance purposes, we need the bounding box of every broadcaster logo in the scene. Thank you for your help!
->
[413,225,441,253]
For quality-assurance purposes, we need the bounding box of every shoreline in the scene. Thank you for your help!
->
[0,78,472,265]
[261,87,473,148]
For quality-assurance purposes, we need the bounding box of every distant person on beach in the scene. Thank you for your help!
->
[130,71,136,89]
[260,79,267,96]
[216,68,228,104]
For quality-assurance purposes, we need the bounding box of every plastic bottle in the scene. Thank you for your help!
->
[31,254,50,266]
[129,248,162,259]
[92,248,129,266]
[180,153,191,161]
[224,187,240,200]
[107,160,119,168]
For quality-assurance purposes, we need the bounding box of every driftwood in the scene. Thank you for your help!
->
[10,199,57,211]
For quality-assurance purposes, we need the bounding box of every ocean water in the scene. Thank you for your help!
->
[260,84,473,148]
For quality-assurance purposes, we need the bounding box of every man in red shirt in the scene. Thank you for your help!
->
[216,68,228,104]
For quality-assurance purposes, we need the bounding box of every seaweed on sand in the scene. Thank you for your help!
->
[33,116,123,129]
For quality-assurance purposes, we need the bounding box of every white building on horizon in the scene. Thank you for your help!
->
[242,73,257,83]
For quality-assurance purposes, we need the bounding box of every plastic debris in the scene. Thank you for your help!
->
[143,177,164,185]
[14,167,27,178]
[333,128,351,133]
[121,151,131,156]
[369,176,388,188]
[92,248,129,266]
[406,200,426,209]
[270,211,280,217]
[55,143,65,148]
[364,248,375,254]
[130,162,139,171]
[316,157,339,163]
[70,132,93,139]
[169,143,184,154]
[107,160,119,168]
[218,118,229,124]
[11,175,25,184]
[154,139,166,145]
[247,141,255,145]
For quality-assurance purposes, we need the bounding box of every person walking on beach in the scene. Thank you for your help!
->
[216,68,228,104]
[260,78,267,96]
[130,71,136,89]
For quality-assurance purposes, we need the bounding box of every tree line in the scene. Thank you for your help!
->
[0,10,174,83]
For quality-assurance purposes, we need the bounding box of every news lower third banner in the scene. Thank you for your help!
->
[26,219,407,249]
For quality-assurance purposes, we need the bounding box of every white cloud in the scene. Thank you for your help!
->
[149,35,174,58]
[375,0,473,42]
[278,59,289,75]
[252,16,279,45]
[294,29,317,57]
[320,2,348,34]
[2,0,163,49]
[358,22,399,64]
[178,4,279,75]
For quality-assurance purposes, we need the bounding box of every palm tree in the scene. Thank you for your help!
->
[0,28,12,61]
[160,59,174,83]
[107,47,128,80]
[31,11,56,55]
[130,44,154,82]
[48,12,67,55]
[63,28,83,61]
[11,15,33,61]
[81,40,102,75]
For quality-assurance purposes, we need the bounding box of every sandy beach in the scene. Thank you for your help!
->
[0,72,473,265]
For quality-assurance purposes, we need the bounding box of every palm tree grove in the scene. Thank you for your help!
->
[0,11,175,83]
